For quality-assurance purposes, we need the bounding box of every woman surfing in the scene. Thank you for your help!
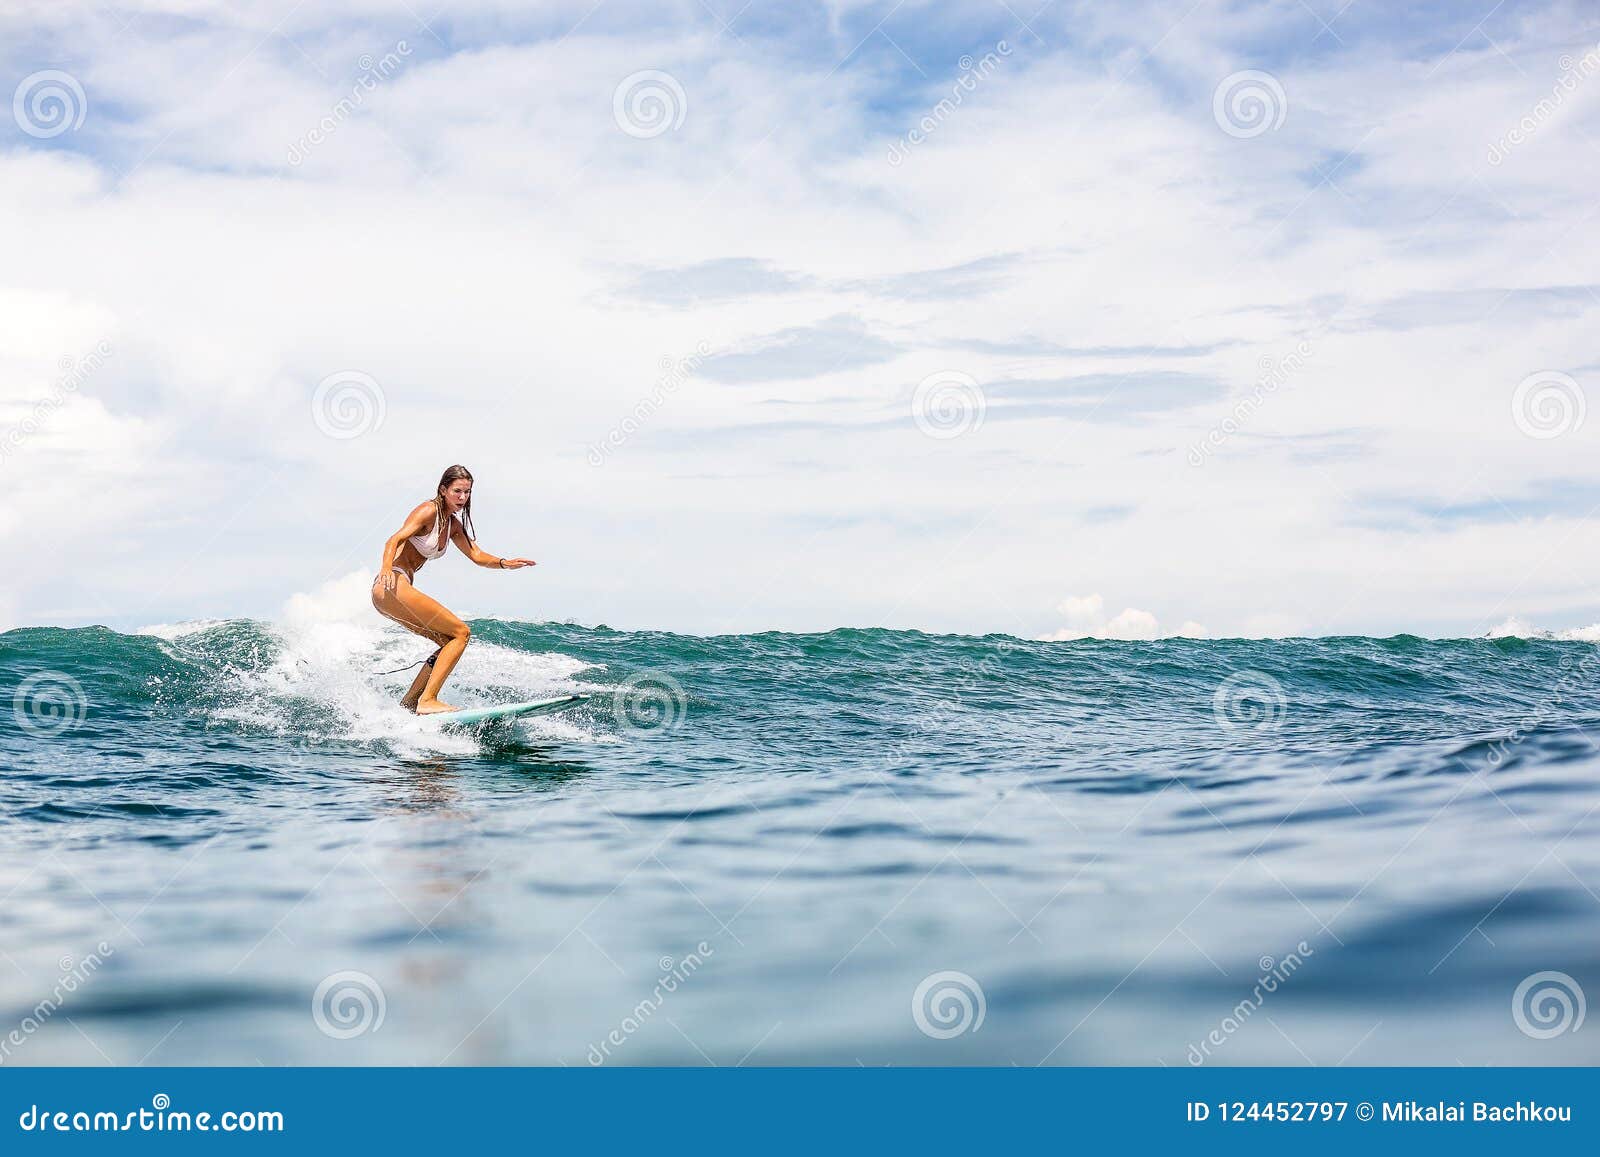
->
[371,465,536,714]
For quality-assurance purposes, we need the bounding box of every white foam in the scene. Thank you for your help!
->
[164,570,618,756]
[135,618,233,640]
[1485,616,1600,642]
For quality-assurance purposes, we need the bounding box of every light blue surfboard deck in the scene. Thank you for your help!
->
[427,694,591,726]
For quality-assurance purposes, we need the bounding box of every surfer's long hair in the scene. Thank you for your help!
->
[432,464,476,541]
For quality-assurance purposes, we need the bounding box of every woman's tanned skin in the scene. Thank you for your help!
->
[370,467,535,713]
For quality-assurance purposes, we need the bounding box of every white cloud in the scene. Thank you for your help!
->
[4,2,1599,637]
[1104,607,1160,641]
[1041,593,1201,640]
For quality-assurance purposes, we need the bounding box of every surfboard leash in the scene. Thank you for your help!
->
[372,651,440,676]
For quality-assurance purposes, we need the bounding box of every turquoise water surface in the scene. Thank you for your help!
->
[3,619,1598,1065]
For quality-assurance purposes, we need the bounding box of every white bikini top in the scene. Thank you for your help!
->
[409,512,455,560]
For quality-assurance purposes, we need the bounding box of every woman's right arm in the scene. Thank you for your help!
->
[377,504,436,592]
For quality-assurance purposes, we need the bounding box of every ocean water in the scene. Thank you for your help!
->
[3,594,1599,1067]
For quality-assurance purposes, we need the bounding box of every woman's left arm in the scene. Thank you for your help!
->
[451,520,537,570]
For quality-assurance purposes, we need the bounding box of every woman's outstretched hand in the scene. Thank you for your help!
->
[378,570,398,593]
[500,558,537,570]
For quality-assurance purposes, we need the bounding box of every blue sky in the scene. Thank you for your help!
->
[3,0,1599,638]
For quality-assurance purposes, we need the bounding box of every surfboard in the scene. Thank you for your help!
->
[426,694,591,726]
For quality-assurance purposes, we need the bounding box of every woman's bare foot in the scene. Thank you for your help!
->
[414,698,459,715]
